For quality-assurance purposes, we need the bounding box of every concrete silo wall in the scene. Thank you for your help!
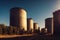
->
[27,18,33,32]
[34,23,38,30]
[10,7,27,31]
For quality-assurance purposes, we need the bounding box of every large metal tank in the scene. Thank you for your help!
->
[53,10,60,34]
[10,7,27,31]
[45,18,53,35]
[27,18,33,32]
[33,23,38,30]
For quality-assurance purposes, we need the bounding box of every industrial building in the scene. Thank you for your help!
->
[0,7,41,35]
[33,23,38,33]
[10,7,27,31]
[45,18,53,35]
[37,27,40,34]
[38,27,40,31]
[27,18,33,33]
[34,23,38,30]
[53,10,60,34]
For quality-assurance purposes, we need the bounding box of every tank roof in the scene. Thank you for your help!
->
[53,10,60,14]
[45,18,52,20]
[27,18,33,20]
[10,7,26,11]
[34,23,38,24]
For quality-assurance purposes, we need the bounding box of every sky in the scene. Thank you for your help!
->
[0,0,60,28]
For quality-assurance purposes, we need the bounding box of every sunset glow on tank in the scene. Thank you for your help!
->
[27,18,33,32]
[34,23,38,30]
[19,9,27,31]
[10,7,27,31]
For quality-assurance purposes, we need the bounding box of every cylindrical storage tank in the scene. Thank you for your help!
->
[27,18,33,32]
[34,23,38,30]
[37,27,40,33]
[45,18,53,35]
[53,10,60,34]
[38,27,40,31]
[10,7,27,31]
[19,8,27,31]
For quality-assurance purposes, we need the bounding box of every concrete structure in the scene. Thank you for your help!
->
[33,23,39,33]
[45,18,53,35]
[33,23,38,31]
[38,27,40,31]
[10,7,27,31]
[38,27,40,33]
[53,10,60,34]
[27,18,33,32]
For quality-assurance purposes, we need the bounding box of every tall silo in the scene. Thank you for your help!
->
[10,7,27,31]
[34,23,38,30]
[27,18,33,33]
[38,27,40,31]
[45,18,53,35]
[53,10,60,35]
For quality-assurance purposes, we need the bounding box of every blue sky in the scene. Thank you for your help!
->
[0,0,59,28]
